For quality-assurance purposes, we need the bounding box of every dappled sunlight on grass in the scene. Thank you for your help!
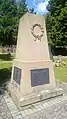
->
[0,62,12,86]
[0,68,12,86]
[0,62,12,69]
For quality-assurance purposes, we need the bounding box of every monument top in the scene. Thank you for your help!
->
[16,12,50,61]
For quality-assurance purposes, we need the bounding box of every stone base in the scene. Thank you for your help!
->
[8,85,63,109]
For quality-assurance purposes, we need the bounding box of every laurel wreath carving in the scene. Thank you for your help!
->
[31,24,44,41]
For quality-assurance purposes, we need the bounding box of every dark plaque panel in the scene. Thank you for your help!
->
[13,67,21,85]
[31,68,49,87]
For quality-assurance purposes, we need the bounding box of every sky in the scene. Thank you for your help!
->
[16,0,49,15]
[26,0,49,14]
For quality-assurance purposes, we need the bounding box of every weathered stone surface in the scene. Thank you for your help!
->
[0,94,12,119]
[0,85,66,119]
[9,13,57,107]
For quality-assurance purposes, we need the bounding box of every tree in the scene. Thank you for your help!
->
[17,0,27,18]
[28,8,34,13]
[46,0,67,46]
[0,0,27,46]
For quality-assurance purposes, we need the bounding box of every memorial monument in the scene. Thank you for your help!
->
[9,13,63,108]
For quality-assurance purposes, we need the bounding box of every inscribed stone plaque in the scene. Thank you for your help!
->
[13,67,21,85]
[31,68,49,87]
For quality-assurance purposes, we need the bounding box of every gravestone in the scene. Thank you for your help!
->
[58,55,62,63]
[9,13,63,108]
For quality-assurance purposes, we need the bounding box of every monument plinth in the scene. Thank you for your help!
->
[9,13,63,108]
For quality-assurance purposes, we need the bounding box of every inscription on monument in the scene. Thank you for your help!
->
[13,67,21,85]
[31,68,49,87]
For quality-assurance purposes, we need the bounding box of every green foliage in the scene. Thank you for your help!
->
[17,0,27,18]
[46,0,67,46]
[0,0,27,46]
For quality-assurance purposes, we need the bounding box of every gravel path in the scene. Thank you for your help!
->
[0,82,67,119]
[0,95,12,119]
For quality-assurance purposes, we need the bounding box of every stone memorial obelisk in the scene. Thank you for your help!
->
[9,13,63,108]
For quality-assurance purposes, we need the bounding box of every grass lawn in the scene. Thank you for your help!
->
[0,53,15,61]
[0,53,13,86]
[54,67,67,82]
[0,62,12,86]
[0,62,12,69]
[54,57,67,82]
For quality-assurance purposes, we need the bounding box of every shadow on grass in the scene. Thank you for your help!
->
[0,54,14,61]
[0,67,12,87]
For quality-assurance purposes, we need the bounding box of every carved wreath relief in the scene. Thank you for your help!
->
[31,24,44,41]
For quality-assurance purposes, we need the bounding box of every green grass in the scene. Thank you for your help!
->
[0,62,12,69]
[0,53,15,61]
[54,57,67,82]
[0,53,14,86]
[0,62,12,86]
[54,67,67,82]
